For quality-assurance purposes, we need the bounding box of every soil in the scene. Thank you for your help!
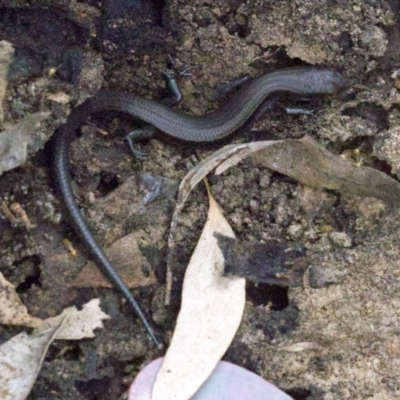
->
[1,0,400,399]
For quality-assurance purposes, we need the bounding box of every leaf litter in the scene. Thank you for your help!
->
[0,271,42,328]
[0,271,110,400]
[166,134,399,303]
[2,131,397,399]
[157,133,400,399]
[71,232,156,289]
[152,183,246,400]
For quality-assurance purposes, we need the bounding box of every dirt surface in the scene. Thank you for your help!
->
[1,0,400,399]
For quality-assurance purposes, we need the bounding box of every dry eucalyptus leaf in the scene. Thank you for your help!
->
[42,299,110,340]
[176,144,249,206]
[0,271,42,327]
[0,312,67,400]
[0,300,109,400]
[0,111,51,175]
[71,233,156,288]
[166,135,399,303]
[152,189,246,400]
[165,144,249,304]
[216,136,400,203]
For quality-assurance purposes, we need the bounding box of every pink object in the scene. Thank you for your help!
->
[129,358,293,400]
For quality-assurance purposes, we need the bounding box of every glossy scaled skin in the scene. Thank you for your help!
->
[64,67,347,143]
[53,67,348,346]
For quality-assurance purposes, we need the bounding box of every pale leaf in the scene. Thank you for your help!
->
[215,136,400,203]
[0,271,42,327]
[40,299,111,340]
[0,312,67,400]
[152,189,246,400]
[0,300,109,400]
[0,112,51,175]
[165,144,249,304]
[167,135,398,303]
[167,136,400,203]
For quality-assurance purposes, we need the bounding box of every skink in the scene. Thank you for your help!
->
[53,67,348,347]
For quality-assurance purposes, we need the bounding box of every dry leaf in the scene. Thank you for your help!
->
[216,136,400,203]
[165,144,249,304]
[176,144,249,206]
[152,189,246,400]
[0,271,42,327]
[0,313,67,400]
[169,136,400,203]
[0,112,51,175]
[71,233,156,288]
[167,136,399,302]
[43,299,110,340]
[0,300,110,400]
